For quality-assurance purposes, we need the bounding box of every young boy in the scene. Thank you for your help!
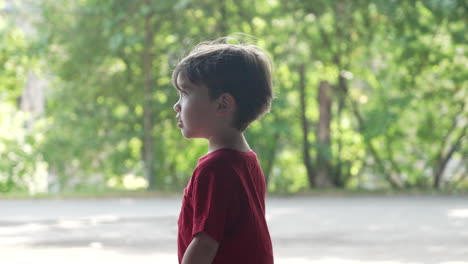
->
[172,38,274,264]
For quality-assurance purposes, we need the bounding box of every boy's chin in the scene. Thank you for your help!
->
[181,130,207,140]
[180,130,189,138]
[180,129,195,139]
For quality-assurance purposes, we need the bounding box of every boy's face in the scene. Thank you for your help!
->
[173,73,219,139]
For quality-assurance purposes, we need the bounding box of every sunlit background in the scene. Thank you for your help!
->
[1,0,467,263]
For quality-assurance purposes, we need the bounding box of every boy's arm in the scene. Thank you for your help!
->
[182,232,219,264]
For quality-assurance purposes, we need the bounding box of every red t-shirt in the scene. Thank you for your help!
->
[177,148,274,264]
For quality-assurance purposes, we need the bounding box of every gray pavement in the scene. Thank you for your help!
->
[1,195,467,263]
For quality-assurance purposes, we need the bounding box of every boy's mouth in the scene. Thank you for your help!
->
[176,117,183,127]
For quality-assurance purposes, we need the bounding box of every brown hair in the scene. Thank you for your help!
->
[172,37,273,131]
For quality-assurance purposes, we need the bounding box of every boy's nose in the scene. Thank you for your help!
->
[173,101,181,112]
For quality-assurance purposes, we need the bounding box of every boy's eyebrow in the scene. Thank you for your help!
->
[176,84,189,93]
[174,72,197,92]
[176,79,193,92]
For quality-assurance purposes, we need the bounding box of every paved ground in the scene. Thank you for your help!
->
[1,195,467,264]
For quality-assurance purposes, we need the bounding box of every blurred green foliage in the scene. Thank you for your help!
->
[0,0,467,194]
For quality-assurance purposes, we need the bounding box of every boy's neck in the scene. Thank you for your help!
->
[207,130,251,154]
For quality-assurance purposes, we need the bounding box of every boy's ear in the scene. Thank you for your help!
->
[216,93,235,114]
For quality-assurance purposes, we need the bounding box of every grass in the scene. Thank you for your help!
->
[286,187,468,197]
[0,189,180,200]
[1,187,467,200]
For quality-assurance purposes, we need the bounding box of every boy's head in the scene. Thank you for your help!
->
[172,38,273,133]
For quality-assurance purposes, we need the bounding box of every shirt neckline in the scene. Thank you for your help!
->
[199,148,256,161]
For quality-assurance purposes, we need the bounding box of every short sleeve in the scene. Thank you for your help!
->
[191,166,233,243]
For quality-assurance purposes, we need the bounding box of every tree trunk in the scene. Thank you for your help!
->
[315,81,334,187]
[264,131,280,185]
[334,78,345,186]
[298,64,316,187]
[143,8,155,190]
[349,98,404,189]
[433,126,467,189]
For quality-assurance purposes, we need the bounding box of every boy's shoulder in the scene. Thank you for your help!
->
[196,149,256,174]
